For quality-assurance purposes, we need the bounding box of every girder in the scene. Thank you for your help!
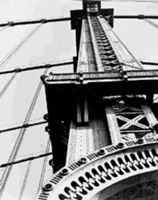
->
[105,97,158,144]
[77,15,143,73]
[37,138,158,200]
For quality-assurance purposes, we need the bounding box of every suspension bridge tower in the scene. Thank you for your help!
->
[37,0,158,199]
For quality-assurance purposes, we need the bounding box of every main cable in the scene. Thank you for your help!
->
[0,152,52,168]
[0,14,158,28]
[102,0,158,2]
[114,15,158,19]
[0,120,47,134]
[1,14,158,28]
[0,60,73,75]
[0,17,70,27]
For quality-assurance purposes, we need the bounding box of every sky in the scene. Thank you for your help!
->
[0,0,157,199]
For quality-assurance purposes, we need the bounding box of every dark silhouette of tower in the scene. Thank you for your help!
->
[37,0,158,199]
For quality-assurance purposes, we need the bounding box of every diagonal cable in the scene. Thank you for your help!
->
[0,74,16,99]
[18,161,32,200]
[37,140,50,192]
[0,24,42,104]
[0,68,48,199]
[0,24,42,70]
[143,18,158,30]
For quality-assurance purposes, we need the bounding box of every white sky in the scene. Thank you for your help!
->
[0,0,157,199]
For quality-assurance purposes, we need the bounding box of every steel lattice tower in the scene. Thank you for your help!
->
[37,0,158,199]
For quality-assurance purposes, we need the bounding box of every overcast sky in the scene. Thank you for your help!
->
[0,0,158,199]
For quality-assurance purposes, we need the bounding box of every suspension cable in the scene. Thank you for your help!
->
[0,120,47,134]
[0,26,8,32]
[0,15,158,28]
[114,15,158,19]
[0,73,16,99]
[141,61,158,66]
[0,152,52,168]
[0,60,73,75]
[106,0,158,2]
[120,62,141,70]
[37,140,50,192]
[143,18,158,30]
[18,161,32,200]
[0,68,48,199]
[0,24,41,70]
[0,60,155,76]
[0,17,70,28]
[0,24,43,106]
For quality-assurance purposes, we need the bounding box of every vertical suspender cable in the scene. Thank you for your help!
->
[0,68,48,199]
[18,161,32,200]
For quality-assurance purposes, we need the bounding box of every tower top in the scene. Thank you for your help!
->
[82,0,101,14]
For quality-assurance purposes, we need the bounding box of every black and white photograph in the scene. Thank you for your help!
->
[0,0,158,199]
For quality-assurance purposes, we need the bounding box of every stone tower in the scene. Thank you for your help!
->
[37,1,158,199]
